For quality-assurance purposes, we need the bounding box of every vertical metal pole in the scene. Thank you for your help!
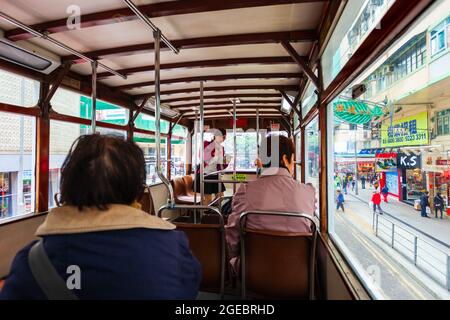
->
[414,236,418,266]
[154,29,174,205]
[391,223,395,248]
[193,110,198,222]
[233,99,237,194]
[256,108,260,175]
[200,81,205,212]
[447,255,450,291]
[91,60,98,133]
[375,213,379,236]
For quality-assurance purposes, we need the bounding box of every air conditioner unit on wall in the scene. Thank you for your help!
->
[0,29,60,74]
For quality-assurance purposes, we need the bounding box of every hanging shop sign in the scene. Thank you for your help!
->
[375,153,397,172]
[333,100,383,124]
[380,111,429,147]
[397,153,421,169]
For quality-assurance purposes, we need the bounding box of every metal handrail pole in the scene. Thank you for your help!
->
[122,0,179,54]
[233,99,237,194]
[91,60,98,133]
[154,29,174,206]
[200,81,205,214]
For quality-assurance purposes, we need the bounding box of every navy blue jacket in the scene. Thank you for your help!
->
[0,228,201,300]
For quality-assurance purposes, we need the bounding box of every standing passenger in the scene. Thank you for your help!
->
[0,135,201,300]
[195,128,229,205]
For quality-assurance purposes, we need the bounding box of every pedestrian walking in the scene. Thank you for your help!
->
[336,190,345,212]
[371,191,383,214]
[343,177,348,195]
[381,185,389,203]
[420,191,430,218]
[433,192,444,219]
[373,179,379,190]
[361,175,366,189]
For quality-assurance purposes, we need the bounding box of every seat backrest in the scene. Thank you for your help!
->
[239,211,317,299]
[182,175,195,195]
[171,177,187,197]
[138,185,155,215]
[175,222,224,292]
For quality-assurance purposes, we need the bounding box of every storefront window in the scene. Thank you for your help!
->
[0,112,35,219]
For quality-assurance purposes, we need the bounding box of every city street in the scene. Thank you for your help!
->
[333,182,450,299]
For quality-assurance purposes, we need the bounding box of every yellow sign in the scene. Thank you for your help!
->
[231,173,247,182]
[381,111,429,147]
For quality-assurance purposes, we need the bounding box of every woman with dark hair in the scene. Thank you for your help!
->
[225,134,316,272]
[0,134,201,300]
[195,128,229,205]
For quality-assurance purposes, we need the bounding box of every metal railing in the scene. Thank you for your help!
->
[372,212,450,291]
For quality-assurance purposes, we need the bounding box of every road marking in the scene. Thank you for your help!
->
[335,213,429,300]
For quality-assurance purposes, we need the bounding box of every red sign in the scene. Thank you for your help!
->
[436,159,450,166]
[375,153,397,159]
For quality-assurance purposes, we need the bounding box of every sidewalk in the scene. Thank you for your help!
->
[343,182,450,250]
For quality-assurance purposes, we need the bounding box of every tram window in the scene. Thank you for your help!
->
[304,118,320,218]
[135,113,170,134]
[52,88,129,124]
[0,69,39,107]
[223,131,258,171]
[49,121,90,208]
[133,133,168,185]
[327,1,450,299]
[0,112,36,219]
[170,138,187,178]
[322,0,395,89]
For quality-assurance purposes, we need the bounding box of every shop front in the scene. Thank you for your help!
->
[375,152,400,199]
[398,152,425,205]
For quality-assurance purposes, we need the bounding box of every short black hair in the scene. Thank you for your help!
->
[59,134,146,210]
[259,134,295,169]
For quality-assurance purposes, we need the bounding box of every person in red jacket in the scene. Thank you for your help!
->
[371,191,383,214]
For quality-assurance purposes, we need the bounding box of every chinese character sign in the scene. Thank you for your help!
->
[381,111,428,147]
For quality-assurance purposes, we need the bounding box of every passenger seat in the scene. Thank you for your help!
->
[171,176,201,205]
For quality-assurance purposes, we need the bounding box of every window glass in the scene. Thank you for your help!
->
[328,1,450,299]
[322,0,394,88]
[305,117,320,218]
[133,132,167,185]
[135,113,169,134]
[223,130,258,171]
[52,88,129,125]
[0,112,36,219]
[49,121,89,208]
[0,69,40,107]
[171,138,187,178]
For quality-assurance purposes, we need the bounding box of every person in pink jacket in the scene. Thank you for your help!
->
[225,134,316,274]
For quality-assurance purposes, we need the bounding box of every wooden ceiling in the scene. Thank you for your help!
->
[0,0,333,121]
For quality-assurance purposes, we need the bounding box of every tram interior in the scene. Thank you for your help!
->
[0,0,448,300]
